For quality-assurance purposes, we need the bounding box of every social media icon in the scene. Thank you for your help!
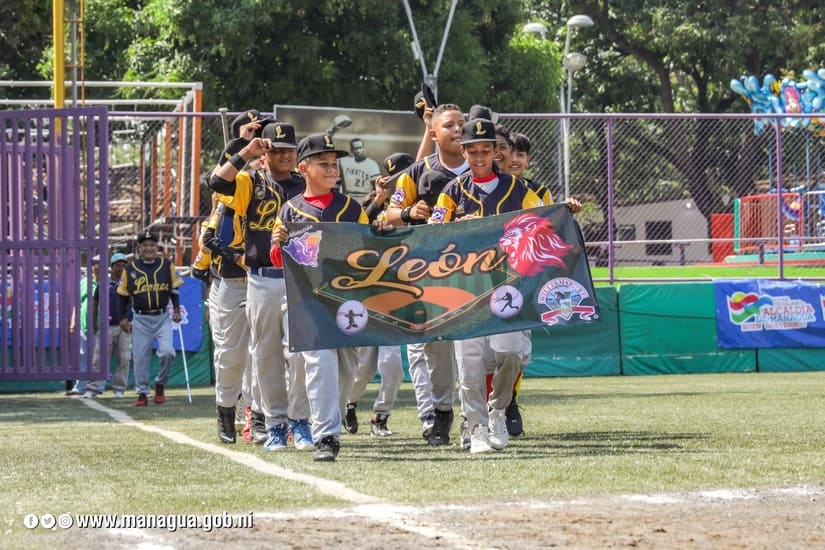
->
[57,513,73,529]
[23,514,39,529]
[40,514,56,529]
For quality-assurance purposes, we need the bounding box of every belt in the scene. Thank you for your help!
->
[249,266,284,279]
[135,309,165,316]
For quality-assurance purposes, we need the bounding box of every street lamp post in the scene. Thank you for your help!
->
[561,15,594,200]
[523,15,593,200]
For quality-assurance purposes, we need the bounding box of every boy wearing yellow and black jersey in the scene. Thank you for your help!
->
[210,121,314,454]
[117,230,183,407]
[382,103,467,446]
[429,119,541,454]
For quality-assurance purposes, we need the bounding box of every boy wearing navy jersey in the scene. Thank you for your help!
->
[271,134,367,462]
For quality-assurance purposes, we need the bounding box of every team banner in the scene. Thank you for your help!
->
[715,280,825,348]
[283,204,600,351]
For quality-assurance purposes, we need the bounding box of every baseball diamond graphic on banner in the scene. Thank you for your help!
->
[283,204,600,351]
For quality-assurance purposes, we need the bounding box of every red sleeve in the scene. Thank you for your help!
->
[269,244,283,268]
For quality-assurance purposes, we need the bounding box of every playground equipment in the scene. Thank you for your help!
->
[732,186,825,263]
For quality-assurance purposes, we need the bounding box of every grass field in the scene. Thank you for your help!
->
[4,371,825,546]
[590,264,825,282]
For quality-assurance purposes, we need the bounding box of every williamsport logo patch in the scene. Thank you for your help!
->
[537,277,597,325]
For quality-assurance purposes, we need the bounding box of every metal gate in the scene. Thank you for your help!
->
[1,107,109,381]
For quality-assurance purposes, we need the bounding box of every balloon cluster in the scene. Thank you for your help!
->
[730,70,825,134]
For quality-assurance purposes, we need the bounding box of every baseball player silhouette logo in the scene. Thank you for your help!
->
[336,300,368,335]
[490,285,523,319]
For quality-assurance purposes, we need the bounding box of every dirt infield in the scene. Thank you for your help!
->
[47,483,825,548]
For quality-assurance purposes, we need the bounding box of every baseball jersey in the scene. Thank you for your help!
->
[203,201,246,279]
[430,171,543,223]
[278,192,368,224]
[217,170,305,268]
[388,153,468,213]
[339,156,381,203]
[117,257,183,310]
[524,177,554,206]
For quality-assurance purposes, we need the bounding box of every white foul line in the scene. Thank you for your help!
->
[80,398,477,549]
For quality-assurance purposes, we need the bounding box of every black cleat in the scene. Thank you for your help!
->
[505,391,524,437]
[217,405,237,444]
[343,403,359,434]
[427,408,453,446]
[313,435,341,462]
[250,410,268,444]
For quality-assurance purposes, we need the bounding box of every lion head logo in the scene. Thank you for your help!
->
[499,213,572,276]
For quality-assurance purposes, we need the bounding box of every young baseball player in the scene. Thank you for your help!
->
[383,103,468,446]
[210,120,314,453]
[429,118,543,454]
[117,230,183,406]
[270,133,368,462]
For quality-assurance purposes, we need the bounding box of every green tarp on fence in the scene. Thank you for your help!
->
[619,282,756,375]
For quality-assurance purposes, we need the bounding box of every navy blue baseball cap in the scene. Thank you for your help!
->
[231,109,274,138]
[468,104,499,124]
[297,134,349,163]
[261,122,298,148]
[137,230,158,244]
[461,119,497,145]
[383,152,414,176]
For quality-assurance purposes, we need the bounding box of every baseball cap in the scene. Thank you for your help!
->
[468,104,499,124]
[110,252,129,265]
[383,152,414,176]
[414,91,426,119]
[230,109,274,138]
[136,230,158,244]
[297,134,349,163]
[414,82,438,120]
[261,122,298,148]
[417,169,453,197]
[461,119,497,145]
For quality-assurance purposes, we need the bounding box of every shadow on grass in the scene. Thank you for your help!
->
[340,429,708,462]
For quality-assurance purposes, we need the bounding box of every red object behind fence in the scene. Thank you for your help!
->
[711,213,734,262]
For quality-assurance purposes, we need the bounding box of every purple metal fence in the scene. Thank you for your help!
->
[1,107,109,381]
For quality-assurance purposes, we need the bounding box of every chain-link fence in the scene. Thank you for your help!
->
[97,111,825,280]
[507,113,825,280]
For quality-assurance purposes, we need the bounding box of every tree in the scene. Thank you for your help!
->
[526,0,825,230]
[0,1,52,100]
[58,0,557,113]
